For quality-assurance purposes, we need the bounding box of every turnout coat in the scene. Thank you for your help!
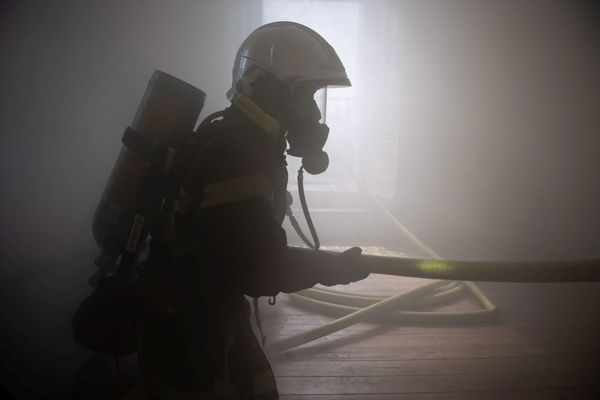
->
[135,107,328,399]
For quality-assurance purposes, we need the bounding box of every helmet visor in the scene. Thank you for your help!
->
[314,87,328,124]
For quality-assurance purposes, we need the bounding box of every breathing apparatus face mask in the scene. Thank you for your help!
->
[285,86,330,175]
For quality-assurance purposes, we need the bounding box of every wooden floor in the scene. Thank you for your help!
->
[258,277,600,399]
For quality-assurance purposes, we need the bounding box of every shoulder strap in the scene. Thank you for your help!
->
[150,111,225,243]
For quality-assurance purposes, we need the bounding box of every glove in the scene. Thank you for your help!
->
[319,247,370,287]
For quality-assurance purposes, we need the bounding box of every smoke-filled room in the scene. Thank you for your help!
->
[1,1,600,399]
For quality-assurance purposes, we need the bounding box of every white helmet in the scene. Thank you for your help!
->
[227,21,351,101]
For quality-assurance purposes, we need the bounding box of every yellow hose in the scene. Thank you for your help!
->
[288,286,495,323]
[266,281,496,353]
[268,161,498,353]
[288,246,600,282]
[296,282,465,308]
[264,152,600,353]
[267,280,446,353]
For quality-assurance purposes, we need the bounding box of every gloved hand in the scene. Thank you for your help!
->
[319,247,370,286]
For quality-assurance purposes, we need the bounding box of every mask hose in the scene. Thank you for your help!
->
[287,210,316,250]
[297,166,320,250]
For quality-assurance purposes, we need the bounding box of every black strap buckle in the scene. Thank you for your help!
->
[122,127,157,162]
[121,127,176,173]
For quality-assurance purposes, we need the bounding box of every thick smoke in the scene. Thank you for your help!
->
[0,1,599,397]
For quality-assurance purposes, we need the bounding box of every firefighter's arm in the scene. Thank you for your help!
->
[193,176,368,297]
[281,246,368,292]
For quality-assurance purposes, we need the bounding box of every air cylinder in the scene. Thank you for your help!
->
[93,70,206,257]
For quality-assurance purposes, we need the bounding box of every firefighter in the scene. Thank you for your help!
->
[131,21,369,399]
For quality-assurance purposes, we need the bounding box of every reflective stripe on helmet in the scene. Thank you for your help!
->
[199,174,273,209]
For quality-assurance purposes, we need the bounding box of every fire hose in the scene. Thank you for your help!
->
[290,247,600,283]
[267,280,495,353]
[266,169,600,353]
[267,248,600,353]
